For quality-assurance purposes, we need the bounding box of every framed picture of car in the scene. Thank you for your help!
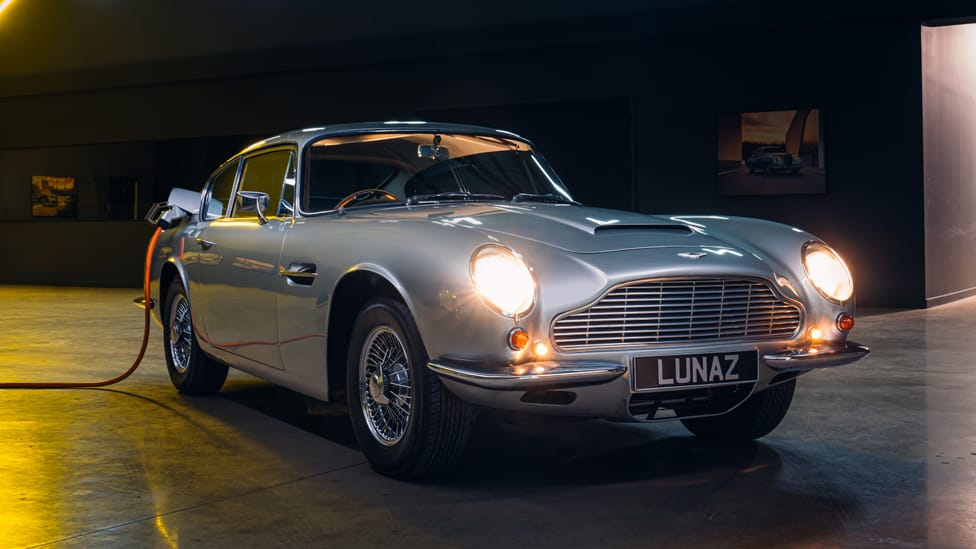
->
[31,175,78,217]
[717,109,826,196]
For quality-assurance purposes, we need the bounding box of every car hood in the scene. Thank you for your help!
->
[369,203,740,254]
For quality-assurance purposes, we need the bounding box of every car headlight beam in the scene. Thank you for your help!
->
[470,245,536,317]
[802,241,853,303]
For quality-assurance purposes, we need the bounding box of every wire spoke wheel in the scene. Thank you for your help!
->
[162,280,227,395]
[359,326,413,446]
[347,298,475,478]
[168,294,193,375]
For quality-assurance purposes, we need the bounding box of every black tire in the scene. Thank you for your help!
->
[162,280,228,395]
[347,298,476,479]
[680,379,796,442]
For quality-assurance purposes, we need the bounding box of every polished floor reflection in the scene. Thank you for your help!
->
[0,286,973,548]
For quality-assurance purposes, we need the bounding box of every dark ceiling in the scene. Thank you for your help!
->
[0,0,727,78]
[0,0,973,84]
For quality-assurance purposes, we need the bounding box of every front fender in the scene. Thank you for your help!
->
[680,215,857,329]
[343,235,524,367]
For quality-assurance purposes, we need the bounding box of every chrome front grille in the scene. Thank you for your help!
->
[552,278,801,350]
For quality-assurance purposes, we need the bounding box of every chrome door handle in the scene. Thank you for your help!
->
[279,269,317,279]
[280,263,317,286]
[195,237,216,249]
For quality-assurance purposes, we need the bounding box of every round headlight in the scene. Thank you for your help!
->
[470,245,536,317]
[802,242,853,302]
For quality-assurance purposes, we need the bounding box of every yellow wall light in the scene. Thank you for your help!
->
[0,0,15,16]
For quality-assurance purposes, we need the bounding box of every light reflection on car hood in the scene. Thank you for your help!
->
[369,203,739,254]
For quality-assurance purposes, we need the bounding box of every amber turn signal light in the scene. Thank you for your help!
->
[508,327,530,351]
[836,313,855,332]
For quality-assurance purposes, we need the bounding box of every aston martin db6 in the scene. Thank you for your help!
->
[747,145,803,174]
[146,122,868,478]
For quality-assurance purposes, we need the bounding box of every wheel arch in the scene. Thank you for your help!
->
[160,261,183,310]
[326,268,412,402]
[158,260,196,331]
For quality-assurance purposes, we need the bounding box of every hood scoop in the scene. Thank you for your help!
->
[593,224,693,235]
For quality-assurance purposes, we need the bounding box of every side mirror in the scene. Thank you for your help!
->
[237,190,270,224]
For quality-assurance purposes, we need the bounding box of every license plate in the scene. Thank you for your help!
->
[633,350,758,391]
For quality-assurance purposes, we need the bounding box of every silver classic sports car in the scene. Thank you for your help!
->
[146,122,869,479]
[746,145,803,174]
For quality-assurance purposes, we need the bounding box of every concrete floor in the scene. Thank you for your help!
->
[1,286,974,548]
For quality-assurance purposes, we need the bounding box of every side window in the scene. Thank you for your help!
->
[234,150,293,219]
[203,162,238,220]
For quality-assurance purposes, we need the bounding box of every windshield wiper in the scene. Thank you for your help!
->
[406,192,505,205]
[511,193,580,205]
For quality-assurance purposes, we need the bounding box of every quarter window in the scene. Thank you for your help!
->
[203,162,238,220]
[279,154,297,217]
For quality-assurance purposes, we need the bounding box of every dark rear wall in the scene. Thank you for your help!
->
[0,19,925,306]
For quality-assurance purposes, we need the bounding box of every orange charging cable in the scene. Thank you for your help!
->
[0,226,163,389]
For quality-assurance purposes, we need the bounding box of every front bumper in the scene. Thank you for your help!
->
[428,360,626,389]
[429,340,869,422]
[764,341,870,370]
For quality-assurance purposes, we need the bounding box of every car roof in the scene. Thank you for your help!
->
[226,121,532,166]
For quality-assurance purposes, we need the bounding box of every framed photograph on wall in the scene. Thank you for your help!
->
[718,109,825,196]
[31,175,77,218]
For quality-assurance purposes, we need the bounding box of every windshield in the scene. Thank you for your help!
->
[303,132,575,212]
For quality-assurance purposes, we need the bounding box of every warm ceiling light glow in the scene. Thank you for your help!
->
[0,0,15,15]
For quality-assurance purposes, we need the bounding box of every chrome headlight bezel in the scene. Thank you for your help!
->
[802,241,854,303]
[469,244,537,318]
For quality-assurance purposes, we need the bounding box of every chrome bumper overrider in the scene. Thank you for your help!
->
[427,359,626,390]
[132,296,156,310]
[763,341,870,370]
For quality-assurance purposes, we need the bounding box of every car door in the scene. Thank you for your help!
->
[275,145,402,387]
[194,147,296,370]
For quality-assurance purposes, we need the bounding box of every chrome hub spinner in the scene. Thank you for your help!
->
[369,371,391,405]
